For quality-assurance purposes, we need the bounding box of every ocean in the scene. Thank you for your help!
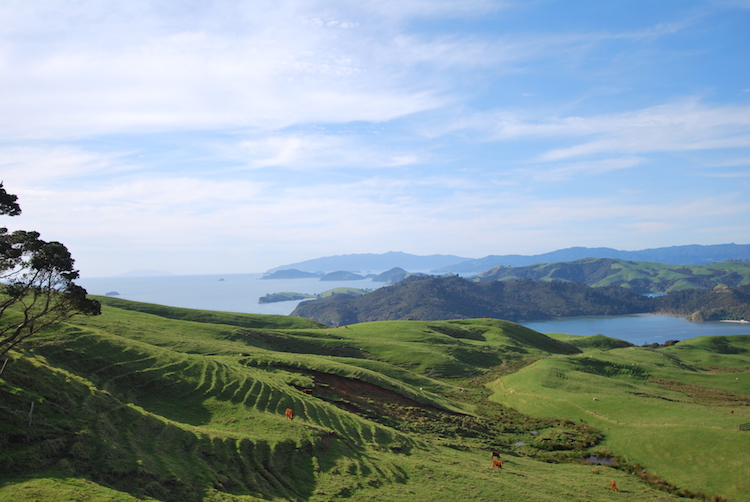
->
[78,273,384,316]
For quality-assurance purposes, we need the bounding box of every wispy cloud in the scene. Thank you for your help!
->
[2,0,748,275]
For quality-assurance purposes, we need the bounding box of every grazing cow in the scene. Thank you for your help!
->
[730,410,734,414]
[609,480,619,492]
[490,450,501,459]
[285,408,294,421]
[492,459,503,469]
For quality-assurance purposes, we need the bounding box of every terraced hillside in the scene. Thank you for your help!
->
[1,297,745,501]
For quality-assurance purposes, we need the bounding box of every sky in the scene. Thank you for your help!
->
[1,0,749,277]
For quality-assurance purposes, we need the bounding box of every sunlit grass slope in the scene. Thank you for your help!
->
[0,297,707,501]
[489,333,750,501]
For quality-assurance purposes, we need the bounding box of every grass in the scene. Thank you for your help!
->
[489,335,750,500]
[2,297,746,500]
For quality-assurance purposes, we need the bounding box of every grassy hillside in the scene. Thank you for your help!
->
[474,258,750,294]
[1,297,744,500]
[489,334,750,501]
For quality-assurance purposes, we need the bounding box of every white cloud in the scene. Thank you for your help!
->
[0,1,456,140]
[452,99,750,162]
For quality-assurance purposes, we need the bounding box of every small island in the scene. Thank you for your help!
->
[320,271,365,281]
[258,287,371,304]
[260,269,322,279]
[258,292,316,304]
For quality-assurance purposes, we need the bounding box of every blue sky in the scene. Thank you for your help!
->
[2,0,749,277]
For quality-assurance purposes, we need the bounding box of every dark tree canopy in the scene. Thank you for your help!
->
[0,182,21,217]
[1,184,100,359]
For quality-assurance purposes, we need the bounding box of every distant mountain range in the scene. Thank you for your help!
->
[267,244,750,276]
[434,244,750,273]
[265,251,472,273]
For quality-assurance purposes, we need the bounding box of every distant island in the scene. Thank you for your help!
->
[259,287,370,304]
[260,269,322,279]
[320,271,366,281]
[258,292,316,303]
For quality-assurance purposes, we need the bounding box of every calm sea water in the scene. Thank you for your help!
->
[521,314,750,345]
[78,273,384,316]
[77,274,750,345]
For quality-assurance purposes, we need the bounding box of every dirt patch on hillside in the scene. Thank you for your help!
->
[285,367,438,416]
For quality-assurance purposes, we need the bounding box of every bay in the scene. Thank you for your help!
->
[520,314,750,346]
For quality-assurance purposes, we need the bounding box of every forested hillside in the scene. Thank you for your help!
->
[291,275,653,325]
[657,284,750,321]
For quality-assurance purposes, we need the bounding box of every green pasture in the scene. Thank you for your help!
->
[590,260,750,291]
[489,334,750,501]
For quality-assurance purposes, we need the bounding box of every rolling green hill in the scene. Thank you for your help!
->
[489,334,750,501]
[2,296,747,501]
[473,258,750,294]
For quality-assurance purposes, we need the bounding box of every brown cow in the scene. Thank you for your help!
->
[609,480,619,492]
[492,459,503,469]
[285,408,294,421]
[490,450,501,459]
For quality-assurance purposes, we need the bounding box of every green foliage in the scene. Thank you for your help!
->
[0,185,100,359]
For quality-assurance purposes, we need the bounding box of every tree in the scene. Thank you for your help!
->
[0,182,101,359]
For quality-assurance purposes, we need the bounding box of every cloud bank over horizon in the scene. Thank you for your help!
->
[2,0,749,276]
